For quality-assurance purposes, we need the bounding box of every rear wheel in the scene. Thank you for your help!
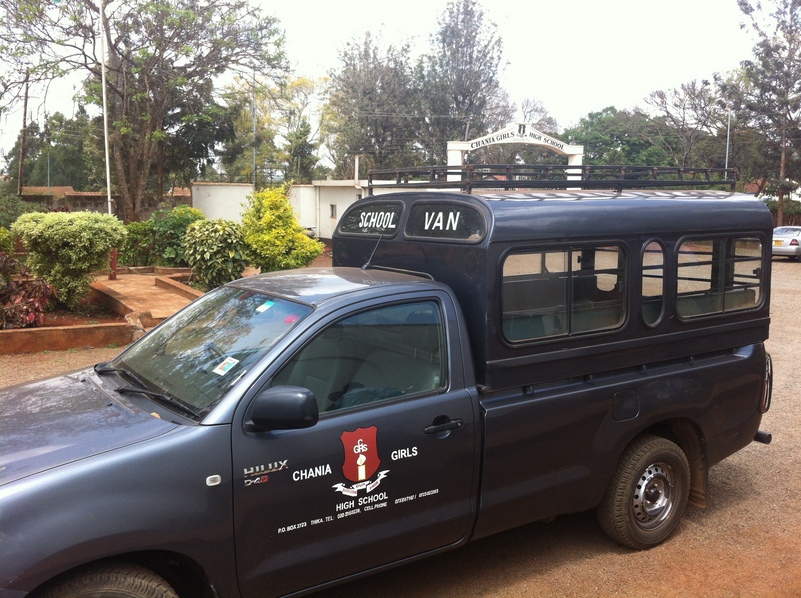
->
[40,561,179,598]
[598,434,690,549]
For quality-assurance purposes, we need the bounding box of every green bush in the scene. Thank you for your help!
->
[150,205,205,267]
[0,227,13,254]
[119,220,157,266]
[242,185,323,272]
[0,192,39,229]
[11,212,127,309]
[183,219,249,290]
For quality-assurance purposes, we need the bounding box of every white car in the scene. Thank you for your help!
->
[772,226,801,259]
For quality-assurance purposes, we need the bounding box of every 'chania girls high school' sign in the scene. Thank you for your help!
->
[446,122,584,176]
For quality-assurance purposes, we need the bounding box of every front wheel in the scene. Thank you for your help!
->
[40,561,179,598]
[598,434,690,549]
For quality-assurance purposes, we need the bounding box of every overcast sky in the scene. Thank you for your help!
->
[268,0,757,129]
[0,0,758,159]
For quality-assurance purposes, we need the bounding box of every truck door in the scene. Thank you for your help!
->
[232,297,478,597]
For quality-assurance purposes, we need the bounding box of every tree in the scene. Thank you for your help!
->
[417,0,506,164]
[644,80,722,167]
[3,121,43,192]
[4,110,100,192]
[161,95,242,193]
[563,107,672,166]
[219,77,284,185]
[726,0,801,224]
[284,120,318,184]
[220,76,325,185]
[324,33,421,176]
[273,77,324,183]
[0,0,287,222]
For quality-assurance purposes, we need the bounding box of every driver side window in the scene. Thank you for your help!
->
[271,301,446,413]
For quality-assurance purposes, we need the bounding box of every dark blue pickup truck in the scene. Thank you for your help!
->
[0,175,774,597]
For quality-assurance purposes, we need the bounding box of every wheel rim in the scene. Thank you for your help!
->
[632,462,675,530]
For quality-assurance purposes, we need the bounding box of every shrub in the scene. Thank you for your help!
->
[0,227,13,254]
[0,192,39,229]
[150,205,205,267]
[183,219,250,290]
[119,220,157,266]
[12,212,127,309]
[241,185,323,272]
[0,252,55,329]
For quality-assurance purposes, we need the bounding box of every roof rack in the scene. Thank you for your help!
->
[366,164,738,195]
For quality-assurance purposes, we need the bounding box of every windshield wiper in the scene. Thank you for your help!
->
[94,362,148,387]
[116,384,199,419]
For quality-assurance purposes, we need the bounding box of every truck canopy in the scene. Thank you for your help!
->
[333,184,773,390]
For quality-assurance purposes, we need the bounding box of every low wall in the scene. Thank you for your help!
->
[156,275,204,301]
[0,323,136,355]
[1,273,201,355]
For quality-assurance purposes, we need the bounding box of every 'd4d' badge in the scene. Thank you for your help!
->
[334,426,389,497]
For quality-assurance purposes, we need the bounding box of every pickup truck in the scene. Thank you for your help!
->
[0,171,773,597]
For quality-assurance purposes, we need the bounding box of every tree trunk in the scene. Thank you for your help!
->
[157,138,165,205]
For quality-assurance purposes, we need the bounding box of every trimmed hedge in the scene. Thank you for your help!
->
[12,212,127,309]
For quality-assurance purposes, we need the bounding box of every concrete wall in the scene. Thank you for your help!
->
[191,182,254,222]
[289,181,367,239]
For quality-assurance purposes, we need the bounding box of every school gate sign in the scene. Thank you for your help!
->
[447,122,584,178]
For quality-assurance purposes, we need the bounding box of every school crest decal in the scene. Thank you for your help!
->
[333,426,389,496]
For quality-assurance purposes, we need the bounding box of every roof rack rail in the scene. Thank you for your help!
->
[366,164,738,195]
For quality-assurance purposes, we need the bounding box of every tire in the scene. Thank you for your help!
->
[598,434,690,550]
[40,561,179,598]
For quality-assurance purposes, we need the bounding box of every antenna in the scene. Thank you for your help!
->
[361,235,384,271]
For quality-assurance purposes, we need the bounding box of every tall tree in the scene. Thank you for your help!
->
[4,109,106,193]
[275,78,324,183]
[324,33,420,176]
[714,69,779,187]
[161,93,242,193]
[563,107,672,166]
[3,121,43,192]
[644,80,721,167]
[0,0,287,221]
[727,0,801,224]
[284,119,318,184]
[417,0,505,164]
[219,78,283,185]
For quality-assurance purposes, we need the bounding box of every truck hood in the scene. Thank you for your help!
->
[0,369,178,486]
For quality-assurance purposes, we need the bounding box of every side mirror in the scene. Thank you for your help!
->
[249,386,319,431]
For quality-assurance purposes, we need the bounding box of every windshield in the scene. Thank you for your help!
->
[114,286,313,416]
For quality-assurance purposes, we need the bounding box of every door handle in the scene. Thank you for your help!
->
[424,418,463,435]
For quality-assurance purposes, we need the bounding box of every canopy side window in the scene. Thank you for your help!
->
[642,240,666,327]
[502,245,627,342]
[676,236,763,318]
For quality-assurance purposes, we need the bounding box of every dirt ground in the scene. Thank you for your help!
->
[1,259,799,597]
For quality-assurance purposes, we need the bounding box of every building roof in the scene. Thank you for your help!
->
[21,186,75,200]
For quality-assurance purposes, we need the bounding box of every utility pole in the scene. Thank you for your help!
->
[16,70,29,197]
